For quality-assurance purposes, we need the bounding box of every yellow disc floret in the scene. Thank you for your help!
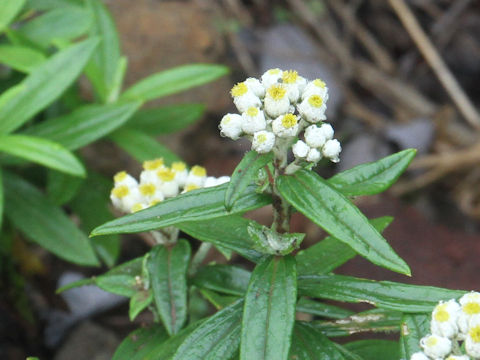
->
[282,70,298,84]
[470,325,480,343]
[139,183,156,196]
[150,199,162,206]
[246,107,259,117]
[426,336,438,347]
[267,68,281,75]
[267,85,287,100]
[143,158,164,170]
[464,302,480,315]
[185,184,200,192]
[434,305,450,322]
[112,185,129,198]
[172,161,186,172]
[131,203,144,213]
[157,168,176,182]
[313,79,326,88]
[191,165,206,177]
[231,82,248,97]
[256,133,267,144]
[308,95,323,108]
[281,114,297,129]
[114,171,127,183]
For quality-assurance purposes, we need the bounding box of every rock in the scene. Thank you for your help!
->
[338,133,391,172]
[384,118,434,155]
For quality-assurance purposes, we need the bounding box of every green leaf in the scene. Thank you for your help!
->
[109,128,181,164]
[199,289,239,310]
[333,345,364,360]
[3,172,98,266]
[113,326,168,360]
[17,7,91,48]
[173,300,243,360]
[241,255,297,360]
[296,216,393,276]
[0,169,3,230]
[122,64,229,102]
[192,264,251,296]
[85,0,121,101]
[56,277,95,293]
[0,135,85,176]
[0,0,26,32]
[289,322,346,360]
[0,45,46,73]
[127,103,205,134]
[91,183,271,236]
[328,149,416,196]
[400,314,430,359]
[225,150,273,210]
[26,0,83,11]
[277,170,410,275]
[178,216,264,263]
[248,221,304,256]
[95,257,143,297]
[298,274,466,313]
[46,170,83,205]
[0,38,99,134]
[148,240,191,335]
[344,340,399,360]
[25,101,141,150]
[296,298,354,319]
[129,289,153,321]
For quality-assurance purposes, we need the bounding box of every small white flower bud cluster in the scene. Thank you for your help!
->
[110,158,229,213]
[410,292,480,360]
[220,69,341,165]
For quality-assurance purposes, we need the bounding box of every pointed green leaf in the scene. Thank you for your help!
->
[0,45,46,73]
[148,240,191,335]
[113,326,168,360]
[0,135,85,176]
[199,289,239,310]
[296,216,393,276]
[241,255,297,360]
[0,38,99,134]
[192,264,251,296]
[91,183,271,236]
[26,0,82,11]
[173,300,243,360]
[95,256,143,297]
[296,298,354,319]
[400,314,430,359]
[298,274,466,313]
[0,0,26,32]
[0,169,3,230]
[328,149,416,196]
[46,170,83,205]
[129,289,153,321]
[122,64,229,102]
[3,172,98,266]
[344,340,399,360]
[277,170,410,275]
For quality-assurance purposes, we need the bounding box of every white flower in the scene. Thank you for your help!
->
[458,292,480,336]
[261,68,282,88]
[140,158,166,184]
[446,355,471,360]
[215,176,230,185]
[113,171,138,188]
[292,140,309,159]
[466,317,480,358]
[245,77,265,98]
[204,176,230,188]
[302,78,329,101]
[431,299,460,338]
[410,352,429,360]
[272,113,299,138]
[171,161,188,187]
[252,131,275,154]
[420,334,452,358]
[304,125,327,148]
[297,94,327,123]
[156,167,179,198]
[306,148,322,163]
[231,82,261,113]
[264,84,290,118]
[110,184,143,213]
[319,123,334,140]
[131,202,147,213]
[322,139,342,163]
[186,165,207,188]
[219,113,243,140]
[242,107,266,135]
[139,182,164,204]
[281,70,303,103]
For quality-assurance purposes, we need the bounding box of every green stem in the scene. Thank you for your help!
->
[271,141,292,234]
[188,242,212,276]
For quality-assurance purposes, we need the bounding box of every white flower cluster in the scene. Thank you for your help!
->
[219,69,341,164]
[110,158,229,213]
[410,292,480,360]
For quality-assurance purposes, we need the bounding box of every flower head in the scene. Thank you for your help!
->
[431,299,460,338]
[420,334,452,358]
[252,131,275,154]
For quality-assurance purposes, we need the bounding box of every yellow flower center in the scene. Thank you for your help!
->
[157,168,176,182]
[257,133,267,144]
[282,70,298,84]
[172,161,186,172]
[191,165,206,177]
[114,171,127,183]
[469,325,480,343]
[281,114,297,129]
[308,95,323,108]
[150,199,162,206]
[139,183,156,196]
[267,85,287,100]
[246,107,259,117]
[313,79,326,88]
[222,116,231,124]
[267,68,281,75]
[131,203,144,213]
[426,336,438,347]
[143,158,164,170]
[434,308,450,322]
[184,184,200,192]
[464,302,480,315]
[112,185,129,198]
[231,82,248,97]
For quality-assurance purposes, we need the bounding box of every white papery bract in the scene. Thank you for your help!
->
[172,161,188,187]
[245,77,265,98]
[242,107,267,135]
[297,94,327,123]
[231,82,261,113]
[264,84,290,118]
[204,175,230,188]
[305,124,327,148]
[431,300,461,339]
[446,355,471,360]
[319,123,334,140]
[458,292,480,337]
[410,352,429,360]
[252,130,275,154]
[220,113,243,140]
[292,140,309,159]
[114,171,138,188]
[186,165,207,188]
[420,334,452,359]
[466,317,480,358]
[272,114,299,138]
[261,68,282,88]
[302,78,329,101]
[322,139,342,163]
[110,184,143,213]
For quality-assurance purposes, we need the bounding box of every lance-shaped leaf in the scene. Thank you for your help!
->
[122,64,229,102]
[400,314,430,359]
[95,256,143,297]
[298,274,466,313]
[296,216,393,276]
[173,300,243,360]
[113,326,168,360]
[241,255,297,360]
[192,264,251,296]
[0,135,85,176]
[0,169,3,230]
[289,322,347,360]
[0,0,26,32]
[91,183,271,236]
[296,298,354,319]
[0,45,46,73]
[3,172,98,266]
[344,340,399,360]
[0,38,98,134]
[225,150,273,210]
[148,240,191,335]
[328,149,416,196]
[277,170,410,275]
[129,289,153,321]
[178,215,264,263]
[25,102,141,150]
